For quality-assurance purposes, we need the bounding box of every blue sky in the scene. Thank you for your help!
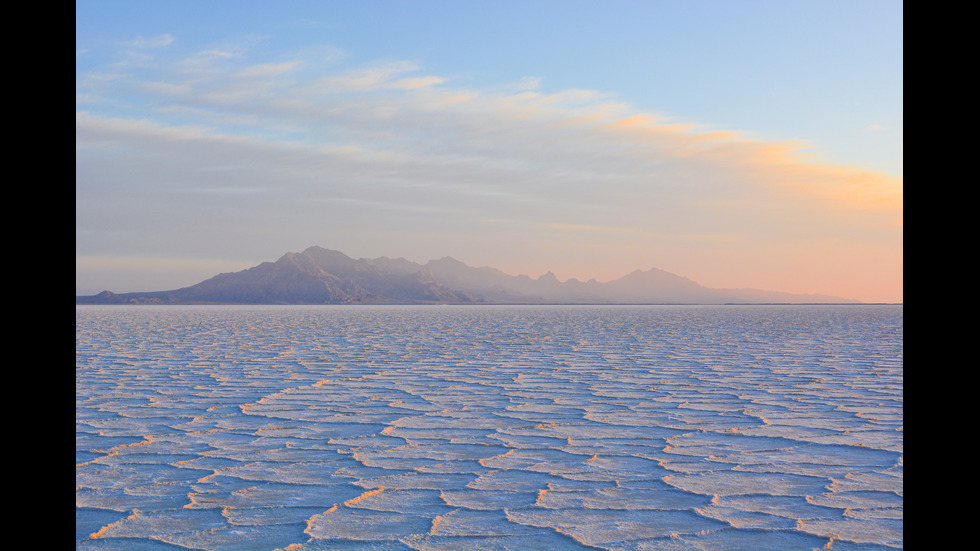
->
[76,1,903,302]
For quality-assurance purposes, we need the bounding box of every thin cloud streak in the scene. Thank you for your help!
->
[127,34,175,49]
[76,45,902,302]
[236,61,305,78]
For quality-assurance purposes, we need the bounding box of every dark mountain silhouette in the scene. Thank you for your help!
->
[76,246,858,305]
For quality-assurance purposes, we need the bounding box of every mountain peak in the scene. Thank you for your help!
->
[428,256,466,266]
[538,271,559,282]
[76,246,860,304]
[301,246,353,260]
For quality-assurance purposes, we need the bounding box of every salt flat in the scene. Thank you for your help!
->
[76,304,903,550]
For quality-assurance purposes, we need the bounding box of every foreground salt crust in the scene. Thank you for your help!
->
[76,304,903,550]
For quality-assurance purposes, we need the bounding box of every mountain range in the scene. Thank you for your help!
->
[76,246,858,305]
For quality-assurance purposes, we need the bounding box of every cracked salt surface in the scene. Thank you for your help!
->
[77,304,902,550]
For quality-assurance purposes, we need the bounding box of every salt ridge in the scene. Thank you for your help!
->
[77,304,902,550]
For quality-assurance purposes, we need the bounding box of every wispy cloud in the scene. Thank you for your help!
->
[236,61,305,78]
[127,34,175,49]
[76,43,902,301]
[306,61,446,93]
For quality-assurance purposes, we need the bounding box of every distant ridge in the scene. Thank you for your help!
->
[76,246,859,305]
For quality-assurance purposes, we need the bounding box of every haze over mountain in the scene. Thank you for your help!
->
[76,246,859,305]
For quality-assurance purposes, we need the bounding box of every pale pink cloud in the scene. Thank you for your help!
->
[76,55,902,302]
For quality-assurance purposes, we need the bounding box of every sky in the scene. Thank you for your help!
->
[76,0,903,303]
